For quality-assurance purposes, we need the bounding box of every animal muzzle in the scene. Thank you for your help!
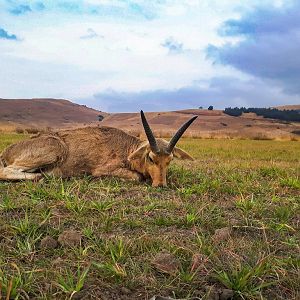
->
[152,182,167,187]
[151,178,167,187]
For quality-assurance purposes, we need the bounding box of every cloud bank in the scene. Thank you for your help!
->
[207,1,300,95]
[0,0,299,111]
[81,76,298,112]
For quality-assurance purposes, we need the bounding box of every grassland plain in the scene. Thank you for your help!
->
[0,133,299,300]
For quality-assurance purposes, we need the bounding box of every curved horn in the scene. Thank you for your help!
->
[140,110,159,153]
[167,116,198,153]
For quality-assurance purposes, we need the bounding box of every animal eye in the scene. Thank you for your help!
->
[148,156,154,163]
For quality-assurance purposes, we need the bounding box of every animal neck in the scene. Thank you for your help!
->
[127,141,148,176]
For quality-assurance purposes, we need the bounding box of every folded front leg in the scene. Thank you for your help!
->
[0,166,42,181]
[92,166,143,181]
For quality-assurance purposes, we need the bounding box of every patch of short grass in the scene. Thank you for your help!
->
[0,133,299,299]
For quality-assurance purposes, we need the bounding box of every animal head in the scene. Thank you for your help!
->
[128,111,198,187]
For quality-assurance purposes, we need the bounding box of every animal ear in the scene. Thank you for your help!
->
[128,145,148,161]
[173,147,194,160]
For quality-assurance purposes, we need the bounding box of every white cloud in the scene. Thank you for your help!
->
[1,7,238,98]
[0,0,299,110]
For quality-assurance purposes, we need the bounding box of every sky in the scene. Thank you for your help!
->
[0,0,300,112]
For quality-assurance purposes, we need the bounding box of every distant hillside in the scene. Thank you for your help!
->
[0,98,299,140]
[101,108,300,140]
[0,98,105,130]
[275,105,300,111]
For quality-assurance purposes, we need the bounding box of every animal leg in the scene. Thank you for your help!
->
[111,168,144,181]
[92,167,143,181]
[0,166,42,181]
[0,135,67,181]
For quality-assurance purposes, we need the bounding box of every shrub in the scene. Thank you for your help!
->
[98,115,104,121]
[15,127,24,134]
[25,128,40,134]
[224,107,300,122]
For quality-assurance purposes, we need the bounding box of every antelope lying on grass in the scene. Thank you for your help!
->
[0,111,197,187]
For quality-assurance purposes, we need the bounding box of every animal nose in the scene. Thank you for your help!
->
[152,182,167,187]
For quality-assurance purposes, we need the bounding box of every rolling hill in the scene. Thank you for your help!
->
[101,109,300,140]
[0,98,105,130]
[0,98,299,140]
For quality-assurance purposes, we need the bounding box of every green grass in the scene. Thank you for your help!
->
[0,133,299,299]
[0,132,26,150]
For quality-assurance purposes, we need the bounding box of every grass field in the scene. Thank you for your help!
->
[0,133,299,299]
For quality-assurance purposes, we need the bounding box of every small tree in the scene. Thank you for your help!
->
[98,115,104,121]
[198,106,203,109]
[208,106,213,110]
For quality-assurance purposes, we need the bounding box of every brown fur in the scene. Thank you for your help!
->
[0,126,193,186]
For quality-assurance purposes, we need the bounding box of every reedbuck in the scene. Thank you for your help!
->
[0,111,197,187]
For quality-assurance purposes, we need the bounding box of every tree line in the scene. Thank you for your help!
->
[223,107,300,122]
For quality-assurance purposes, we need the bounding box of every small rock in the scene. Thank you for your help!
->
[205,286,219,300]
[51,207,61,216]
[52,257,64,266]
[121,287,131,294]
[220,289,234,300]
[212,227,231,244]
[152,251,181,275]
[191,253,208,271]
[229,218,239,226]
[40,236,58,249]
[58,230,82,247]
[3,238,16,247]
[43,283,51,292]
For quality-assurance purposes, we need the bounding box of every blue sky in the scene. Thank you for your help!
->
[1,0,299,112]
